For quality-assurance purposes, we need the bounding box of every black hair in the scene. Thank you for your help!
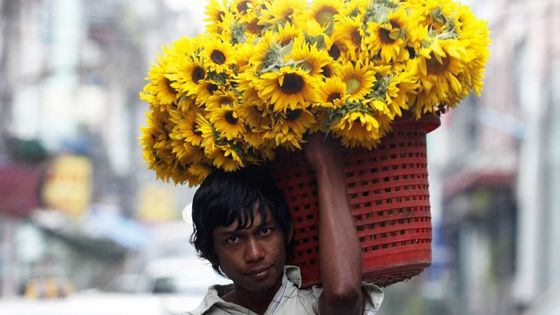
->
[190,166,292,276]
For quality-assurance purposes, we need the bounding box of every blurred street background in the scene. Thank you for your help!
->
[1,0,559,314]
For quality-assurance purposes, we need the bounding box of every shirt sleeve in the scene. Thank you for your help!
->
[309,282,384,314]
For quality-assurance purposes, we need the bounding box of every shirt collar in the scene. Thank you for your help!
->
[191,265,302,314]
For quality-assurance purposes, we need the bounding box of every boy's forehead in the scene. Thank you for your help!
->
[217,207,275,232]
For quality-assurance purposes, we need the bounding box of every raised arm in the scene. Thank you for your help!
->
[303,133,364,315]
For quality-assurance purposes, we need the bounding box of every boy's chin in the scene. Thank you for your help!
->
[238,267,283,292]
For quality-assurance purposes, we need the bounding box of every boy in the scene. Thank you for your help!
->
[188,134,383,314]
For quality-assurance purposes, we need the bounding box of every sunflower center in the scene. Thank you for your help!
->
[280,37,294,46]
[225,111,238,125]
[315,7,337,26]
[378,28,395,44]
[321,65,332,78]
[351,29,361,46]
[207,83,219,93]
[427,53,450,75]
[280,73,305,95]
[247,18,264,34]
[406,46,416,59]
[192,66,205,83]
[237,1,249,13]
[164,78,176,94]
[283,8,294,21]
[346,77,361,94]
[328,43,341,60]
[217,11,225,22]
[286,109,302,121]
[220,96,234,106]
[211,50,226,64]
[327,92,342,103]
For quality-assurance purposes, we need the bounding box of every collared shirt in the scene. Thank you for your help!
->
[186,265,384,315]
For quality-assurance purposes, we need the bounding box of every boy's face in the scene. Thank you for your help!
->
[212,205,286,293]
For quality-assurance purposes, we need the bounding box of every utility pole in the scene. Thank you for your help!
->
[0,0,16,161]
[0,0,19,298]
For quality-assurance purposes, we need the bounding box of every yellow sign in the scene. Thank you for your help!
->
[42,155,92,217]
[137,184,177,222]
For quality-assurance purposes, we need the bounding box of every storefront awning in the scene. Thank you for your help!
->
[443,169,516,200]
[0,164,44,217]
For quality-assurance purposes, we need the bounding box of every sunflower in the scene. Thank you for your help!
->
[343,0,368,17]
[285,36,332,76]
[386,65,419,117]
[203,36,236,74]
[365,7,409,64]
[279,108,316,134]
[171,137,196,162]
[205,0,228,34]
[415,38,471,116]
[259,0,307,27]
[208,105,246,141]
[362,65,407,118]
[167,55,206,98]
[241,4,266,37]
[170,106,205,147]
[236,82,267,112]
[171,36,199,60]
[332,15,364,61]
[337,60,376,103]
[230,0,258,16]
[330,111,382,149]
[140,111,179,182]
[308,0,345,28]
[273,22,300,46]
[316,76,348,109]
[209,144,245,171]
[454,4,491,98]
[249,31,282,73]
[206,89,237,109]
[319,60,339,79]
[258,66,320,112]
[243,129,269,148]
[196,115,219,156]
[240,102,273,129]
[195,80,222,106]
[185,163,214,186]
[140,49,177,107]
[139,0,491,184]
[235,42,256,71]
[220,10,246,44]
[272,127,304,151]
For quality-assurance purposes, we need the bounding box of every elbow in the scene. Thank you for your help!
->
[323,285,362,308]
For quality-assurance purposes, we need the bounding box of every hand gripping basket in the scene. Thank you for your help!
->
[269,114,440,288]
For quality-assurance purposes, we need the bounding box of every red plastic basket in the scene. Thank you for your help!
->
[269,114,440,288]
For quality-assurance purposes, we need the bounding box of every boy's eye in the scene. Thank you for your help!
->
[260,227,272,235]
[226,235,239,244]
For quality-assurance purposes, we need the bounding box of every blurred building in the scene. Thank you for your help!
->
[421,0,560,315]
[0,0,204,297]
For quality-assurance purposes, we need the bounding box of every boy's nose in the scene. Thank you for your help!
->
[244,237,265,262]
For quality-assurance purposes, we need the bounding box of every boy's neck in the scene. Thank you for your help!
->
[223,275,283,314]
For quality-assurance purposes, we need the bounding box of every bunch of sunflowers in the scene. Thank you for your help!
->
[140,0,490,186]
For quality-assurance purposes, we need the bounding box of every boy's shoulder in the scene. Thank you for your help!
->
[185,265,383,315]
[186,283,234,315]
[184,266,308,315]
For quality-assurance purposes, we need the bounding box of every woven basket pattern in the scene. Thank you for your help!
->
[270,118,436,287]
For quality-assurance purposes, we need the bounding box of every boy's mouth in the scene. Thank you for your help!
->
[245,265,272,277]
